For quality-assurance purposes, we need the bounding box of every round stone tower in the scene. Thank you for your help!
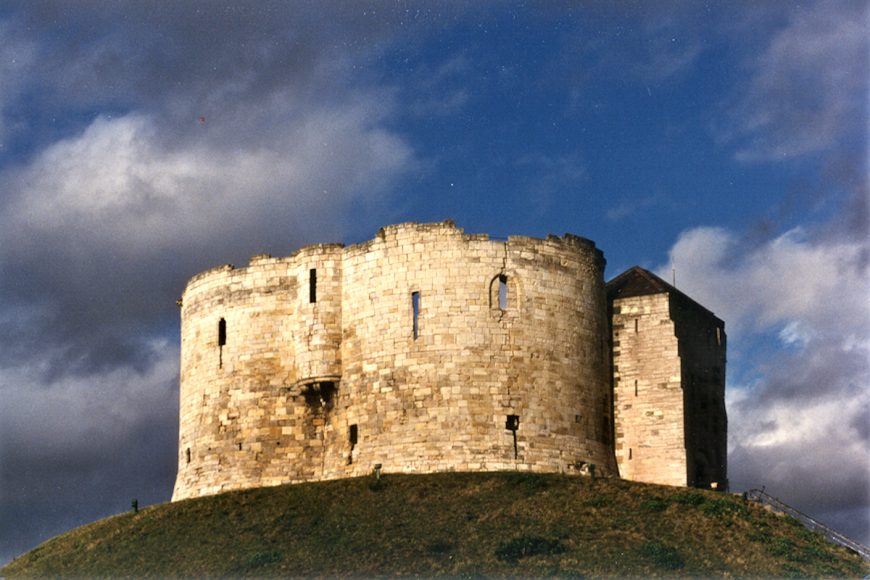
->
[173,222,616,501]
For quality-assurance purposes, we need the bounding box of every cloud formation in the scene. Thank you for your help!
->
[0,0,866,566]
[658,221,869,542]
[0,340,179,564]
[722,0,868,161]
[0,1,422,563]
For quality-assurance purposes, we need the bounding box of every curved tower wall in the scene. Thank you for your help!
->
[173,222,615,501]
[173,246,344,500]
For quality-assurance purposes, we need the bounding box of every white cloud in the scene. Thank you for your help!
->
[0,75,414,381]
[661,226,868,339]
[725,1,868,161]
[2,103,412,257]
[659,223,869,542]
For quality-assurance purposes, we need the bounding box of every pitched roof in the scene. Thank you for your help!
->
[605,266,723,324]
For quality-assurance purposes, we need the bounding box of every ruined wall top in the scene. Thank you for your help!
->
[182,220,605,297]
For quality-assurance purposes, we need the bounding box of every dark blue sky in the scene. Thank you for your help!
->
[0,0,866,565]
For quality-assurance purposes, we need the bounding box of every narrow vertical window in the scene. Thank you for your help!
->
[634,379,638,397]
[218,318,227,346]
[186,447,191,464]
[348,424,358,465]
[629,448,633,460]
[716,327,722,346]
[498,274,508,310]
[309,268,317,303]
[411,291,420,339]
[505,415,519,459]
[634,318,639,333]
[218,318,226,369]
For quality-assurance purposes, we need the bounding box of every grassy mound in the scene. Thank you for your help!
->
[3,471,866,577]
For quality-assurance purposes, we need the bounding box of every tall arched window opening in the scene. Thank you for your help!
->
[411,291,420,339]
[498,274,508,310]
[218,318,226,368]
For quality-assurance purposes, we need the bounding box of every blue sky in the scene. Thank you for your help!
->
[0,1,867,564]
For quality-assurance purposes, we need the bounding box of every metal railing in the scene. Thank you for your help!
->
[745,488,869,561]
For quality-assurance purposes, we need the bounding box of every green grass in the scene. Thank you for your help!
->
[3,471,866,578]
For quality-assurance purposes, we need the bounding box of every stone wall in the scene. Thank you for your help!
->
[610,271,727,489]
[671,295,727,488]
[611,293,687,486]
[173,222,617,501]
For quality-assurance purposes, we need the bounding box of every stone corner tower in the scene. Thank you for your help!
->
[607,266,727,490]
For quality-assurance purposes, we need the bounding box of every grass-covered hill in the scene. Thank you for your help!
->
[3,471,866,577]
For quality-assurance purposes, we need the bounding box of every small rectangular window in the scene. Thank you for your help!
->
[186,447,191,464]
[498,274,508,310]
[309,268,317,303]
[411,291,420,339]
[634,379,638,397]
[634,318,639,333]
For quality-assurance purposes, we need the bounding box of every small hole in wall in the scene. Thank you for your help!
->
[634,319,639,333]
[238,442,242,451]
[186,448,191,464]
[575,414,582,423]
[634,380,638,396]
[629,448,633,460]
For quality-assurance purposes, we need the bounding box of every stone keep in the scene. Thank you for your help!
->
[172,221,726,501]
[607,267,727,489]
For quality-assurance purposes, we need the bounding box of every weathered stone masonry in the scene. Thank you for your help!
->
[172,222,726,501]
[608,267,727,489]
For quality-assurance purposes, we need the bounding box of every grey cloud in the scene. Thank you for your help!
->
[0,2,416,374]
[0,350,179,563]
[729,440,870,544]
[727,340,870,545]
[0,3,427,563]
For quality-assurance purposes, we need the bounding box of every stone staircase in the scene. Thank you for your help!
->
[745,488,869,561]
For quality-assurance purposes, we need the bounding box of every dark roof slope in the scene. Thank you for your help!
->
[606,266,723,324]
